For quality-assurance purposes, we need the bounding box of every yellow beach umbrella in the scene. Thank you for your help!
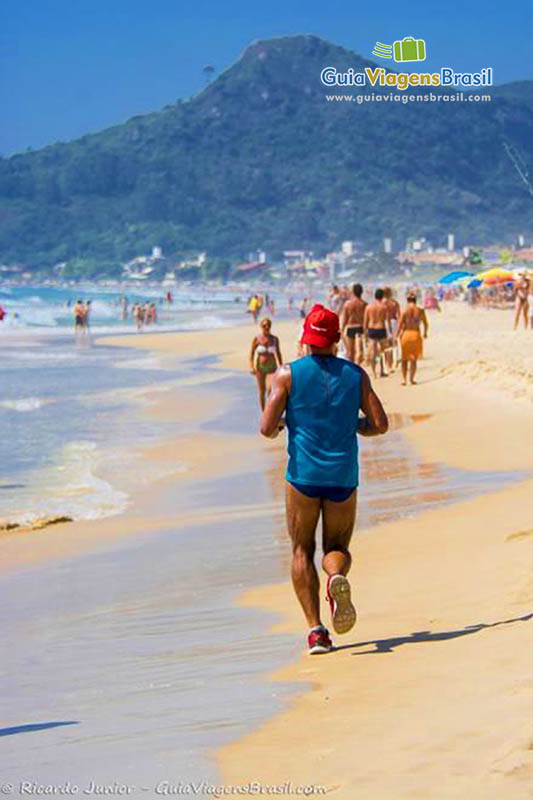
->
[473,267,514,285]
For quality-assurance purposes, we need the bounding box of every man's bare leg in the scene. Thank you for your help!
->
[321,490,357,577]
[322,491,358,634]
[378,342,387,377]
[369,341,378,378]
[401,359,408,385]
[409,358,418,384]
[355,335,364,365]
[344,334,355,363]
[285,482,322,628]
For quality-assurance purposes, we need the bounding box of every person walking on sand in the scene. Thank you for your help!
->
[299,296,309,319]
[248,294,260,323]
[514,272,530,330]
[397,292,428,386]
[383,287,401,372]
[364,289,389,379]
[260,304,388,654]
[249,317,283,410]
[339,283,367,365]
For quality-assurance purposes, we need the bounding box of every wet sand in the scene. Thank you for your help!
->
[3,305,532,798]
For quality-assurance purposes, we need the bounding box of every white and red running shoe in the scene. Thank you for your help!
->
[308,626,333,655]
[326,574,357,635]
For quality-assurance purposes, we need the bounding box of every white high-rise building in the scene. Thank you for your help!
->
[383,237,392,254]
[447,234,455,252]
[518,234,525,248]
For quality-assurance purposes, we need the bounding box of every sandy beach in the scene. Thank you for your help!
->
[2,302,532,798]
[218,305,533,800]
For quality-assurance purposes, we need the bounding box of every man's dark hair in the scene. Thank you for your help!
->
[352,283,363,298]
[375,288,384,300]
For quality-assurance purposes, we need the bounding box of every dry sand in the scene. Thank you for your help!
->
[3,305,532,798]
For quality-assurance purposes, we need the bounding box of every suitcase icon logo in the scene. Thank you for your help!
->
[393,37,426,62]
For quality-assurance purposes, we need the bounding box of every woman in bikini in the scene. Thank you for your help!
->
[397,293,428,386]
[249,317,283,410]
[514,272,530,330]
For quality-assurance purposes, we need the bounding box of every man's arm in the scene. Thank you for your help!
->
[339,303,347,333]
[260,365,291,438]
[357,369,388,437]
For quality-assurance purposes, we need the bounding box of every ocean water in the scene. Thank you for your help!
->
[0,284,250,527]
[0,335,183,525]
[0,285,245,335]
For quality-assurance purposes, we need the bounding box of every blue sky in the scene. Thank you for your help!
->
[2,0,532,155]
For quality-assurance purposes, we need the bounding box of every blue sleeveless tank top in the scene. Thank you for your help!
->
[285,355,362,488]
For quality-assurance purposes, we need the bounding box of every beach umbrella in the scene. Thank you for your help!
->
[472,267,514,285]
[456,275,475,287]
[467,279,482,288]
[438,270,473,284]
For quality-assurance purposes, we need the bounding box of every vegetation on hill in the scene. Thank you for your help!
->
[1,35,533,275]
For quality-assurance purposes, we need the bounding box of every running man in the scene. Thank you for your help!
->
[249,317,283,410]
[397,292,428,385]
[514,271,530,330]
[363,289,389,378]
[260,304,388,654]
[339,283,367,365]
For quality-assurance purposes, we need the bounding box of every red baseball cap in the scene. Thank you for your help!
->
[301,304,340,347]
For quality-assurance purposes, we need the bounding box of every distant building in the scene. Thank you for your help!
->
[447,234,455,252]
[235,260,270,275]
[383,238,392,254]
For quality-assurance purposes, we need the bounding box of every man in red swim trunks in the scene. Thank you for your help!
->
[260,305,388,654]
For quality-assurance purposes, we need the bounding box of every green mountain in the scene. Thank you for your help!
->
[1,34,533,274]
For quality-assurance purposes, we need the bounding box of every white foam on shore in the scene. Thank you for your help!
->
[1,440,129,528]
[0,397,48,412]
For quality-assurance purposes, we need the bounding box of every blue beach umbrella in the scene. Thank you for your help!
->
[438,270,473,284]
[467,279,482,288]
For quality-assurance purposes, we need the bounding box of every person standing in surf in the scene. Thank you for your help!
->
[260,304,388,654]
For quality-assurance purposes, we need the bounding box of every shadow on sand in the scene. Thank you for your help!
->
[334,612,533,655]
[0,721,78,737]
